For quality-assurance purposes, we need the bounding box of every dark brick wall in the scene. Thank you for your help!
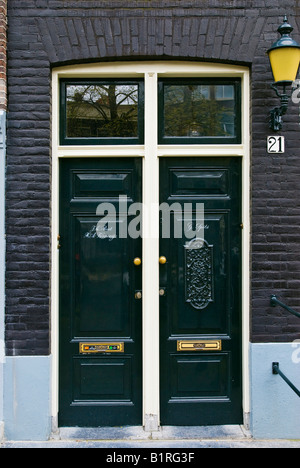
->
[6,0,300,355]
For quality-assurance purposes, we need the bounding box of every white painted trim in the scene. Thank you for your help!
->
[241,70,251,416]
[158,145,245,157]
[51,75,60,419]
[51,61,251,427]
[143,72,160,428]
[57,146,145,158]
[53,61,248,79]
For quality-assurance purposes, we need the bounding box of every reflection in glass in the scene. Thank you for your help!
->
[163,84,236,138]
[66,84,139,139]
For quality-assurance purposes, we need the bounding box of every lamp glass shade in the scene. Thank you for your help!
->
[268,46,300,83]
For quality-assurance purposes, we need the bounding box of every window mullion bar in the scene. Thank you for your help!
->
[143,72,160,431]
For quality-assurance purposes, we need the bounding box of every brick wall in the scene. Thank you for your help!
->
[6,0,300,355]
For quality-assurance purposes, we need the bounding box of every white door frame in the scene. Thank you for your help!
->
[51,61,250,430]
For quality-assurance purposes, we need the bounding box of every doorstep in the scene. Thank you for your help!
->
[58,425,248,441]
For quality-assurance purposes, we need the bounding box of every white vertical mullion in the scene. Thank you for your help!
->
[51,71,60,423]
[241,70,251,419]
[143,72,160,430]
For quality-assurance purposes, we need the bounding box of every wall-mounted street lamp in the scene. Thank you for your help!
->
[267,16,300,131]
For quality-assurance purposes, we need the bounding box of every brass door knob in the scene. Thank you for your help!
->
[133,257,142,266]
[135,291,142,300]
[159,256,167,264]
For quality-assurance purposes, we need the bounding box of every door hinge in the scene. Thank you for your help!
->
[57,234,61,249]
[240,223,244,229]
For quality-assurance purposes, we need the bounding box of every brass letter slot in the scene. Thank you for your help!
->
[177,340,222,352]
[79,342,124,354]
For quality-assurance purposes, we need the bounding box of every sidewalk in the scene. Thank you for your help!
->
[1,426,300,448]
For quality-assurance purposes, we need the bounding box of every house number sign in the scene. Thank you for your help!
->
[267,136,285,153]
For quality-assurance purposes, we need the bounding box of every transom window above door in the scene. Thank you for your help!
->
[59,77,241,146]
[60,79,144,145]
[158,79,241,144]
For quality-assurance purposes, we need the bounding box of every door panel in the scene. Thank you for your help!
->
[73,217,133,336]
[72,356,134,401]
[169,353,230,398]
[160,157,242,426]
[59,158,142,427]
[169,168,229,198]
[164,211,231,336]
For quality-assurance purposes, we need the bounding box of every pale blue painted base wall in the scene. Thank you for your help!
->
[2,344,300,440]
[4,356,52,441]
[250,343,300,439]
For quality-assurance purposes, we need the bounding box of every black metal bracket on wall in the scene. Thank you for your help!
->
[269,83,290,132]
[270,295,300,319]
[272,362,300,398]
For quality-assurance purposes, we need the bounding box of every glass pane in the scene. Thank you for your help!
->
[163,84,236,139]
[66,83,139,139]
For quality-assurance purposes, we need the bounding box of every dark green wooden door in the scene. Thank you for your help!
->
[159,157,242,426]
[59,158,142,427]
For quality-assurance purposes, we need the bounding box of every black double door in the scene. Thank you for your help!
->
[59,157,242,427]
[159,157,243,426]
[59,158,143,427]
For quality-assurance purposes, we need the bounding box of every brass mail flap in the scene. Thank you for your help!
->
[177,340,222,351]
[79,342,124,354]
